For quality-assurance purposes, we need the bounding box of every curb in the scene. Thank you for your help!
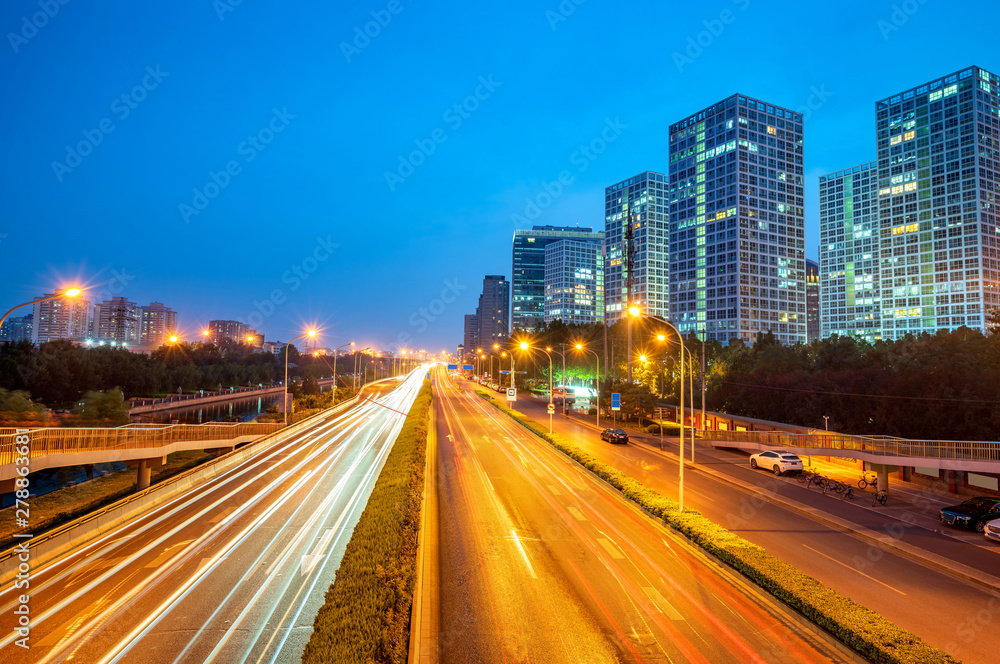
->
[409,387,440,664]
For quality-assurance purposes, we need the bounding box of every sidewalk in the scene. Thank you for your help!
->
[506,391,1000,593]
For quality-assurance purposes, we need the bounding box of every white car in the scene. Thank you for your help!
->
[749,450,804,476]
[984,518,1000,542]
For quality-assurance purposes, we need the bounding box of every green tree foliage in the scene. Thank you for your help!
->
[73,388,131,425]
[0,388,44,413]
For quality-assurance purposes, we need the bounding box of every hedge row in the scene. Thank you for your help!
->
[302,381,432,664]
[476,391,959,664]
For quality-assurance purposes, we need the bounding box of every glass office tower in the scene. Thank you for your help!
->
[876,66,1000,336]
[819,161,880,341]
[668,94,806,344]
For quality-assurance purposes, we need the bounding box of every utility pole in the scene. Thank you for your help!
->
[625,220,635,383]
[701,333,706,431]
[561,342,567,416]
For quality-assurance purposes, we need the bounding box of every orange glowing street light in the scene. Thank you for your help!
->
[0,286,84,334]
[283,328,319,425]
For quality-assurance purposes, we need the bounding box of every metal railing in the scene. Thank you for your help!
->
[0,421,284,466]
[706,430,1000,463]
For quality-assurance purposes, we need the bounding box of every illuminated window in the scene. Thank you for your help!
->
[767,126,776,135]
[929,90,943,102]
[944,84,958,97]
[904,182,917,192]
[890,135,902,145]
[904,131,915,141]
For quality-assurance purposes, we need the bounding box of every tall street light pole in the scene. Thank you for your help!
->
[0,287,84,334]
[331,341,354,403]
[645,315,688,511]
[547,345,567,416]
[284,329,317,425]
[520,341,553,434]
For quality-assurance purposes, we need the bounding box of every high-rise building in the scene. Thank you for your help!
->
[806,259,820,342]
[475,276,509,349]
[463,315,478,359]
[668,94,806,344]
[604,172,669,324]
[511,225,604,331]
[0,314,32,343]
[819,161,880,341]
[31,290,90,344]
[874,66,1000,337]
[208,320,252,344]
[544,239,604,325]
[139,302,177,348]
[92,297,140,344]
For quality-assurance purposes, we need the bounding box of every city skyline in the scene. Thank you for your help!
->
[2,2,999,352]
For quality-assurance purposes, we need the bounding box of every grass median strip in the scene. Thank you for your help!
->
[302,380,431,664]
[475,390,959,664]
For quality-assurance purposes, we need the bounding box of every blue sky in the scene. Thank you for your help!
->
[2,0,997,353]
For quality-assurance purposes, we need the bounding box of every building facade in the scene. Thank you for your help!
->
[668,94,806,344]
[819,161,880,341]
[139,302,177,348]
[511,225,603,331]
[875,66,1000,337]
[92,297,141,344]
[463,314,478,359]
[604,171,669,324]
[208,320,253,344]
[543,239,604,325]
[31,290,91,344]
[0,314,32,343]
[475,275,509,350]
[806,259,820,342]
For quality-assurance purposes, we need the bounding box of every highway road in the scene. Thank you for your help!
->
[507,390,1000,664]
[0,370,426,664]
[435,370,848,663]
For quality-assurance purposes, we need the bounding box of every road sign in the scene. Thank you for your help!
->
[500,370,510,374]
[447,364,458,370]
[611,392,621,411]
[547,403,555,414]
[506,388,517,402]
[426,372,430,380]
[462,364,474,371]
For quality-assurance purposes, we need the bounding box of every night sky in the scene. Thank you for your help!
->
[2,0,997,353]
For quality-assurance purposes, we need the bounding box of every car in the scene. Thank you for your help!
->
[940,497,1000,532]
[984,518,1000,542]
[749,450,804,476]
[600,428,629,444]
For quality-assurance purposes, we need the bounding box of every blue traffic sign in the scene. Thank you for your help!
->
[462,364,474,371]
[500,370,510,374]
[611,392,621,411]
[447,364,458,370]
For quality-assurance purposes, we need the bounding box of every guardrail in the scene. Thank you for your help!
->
[707,430,1000,463]
[0,421,284,466]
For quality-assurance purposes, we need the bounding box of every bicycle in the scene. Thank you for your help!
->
[807,474,826,490]
[872,490,888,507]
[841,486,856,501]
[858,472,878,491]
[825,480,845,495]
[797,471,818,484]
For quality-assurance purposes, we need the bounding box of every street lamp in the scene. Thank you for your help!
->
[0,287,84,334]
[284,329,317,425]
[332,341,354,402]
[520,341,554,434]
[574,343,600,429]
[354,347,371,390]
[645,315,689,512]
[546,345,568,417]
[627,305,642,382]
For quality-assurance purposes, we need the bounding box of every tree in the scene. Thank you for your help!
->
[74,388,130,425]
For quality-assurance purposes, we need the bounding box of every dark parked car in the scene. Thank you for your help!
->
[600,428,628,444]
[939,497,1000,532]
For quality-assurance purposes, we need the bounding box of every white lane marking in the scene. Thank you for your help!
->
[661,539,679,558]
[597,538,625,560]
[642,586,684,620]
[801,544,907,596]
[567,507,587,521]
[300,528,335,577]
[547,484,562,496]
[511,530,538,579]
[208,507,237,524]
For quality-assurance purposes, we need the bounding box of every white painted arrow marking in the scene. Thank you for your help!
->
[300,528,335,577]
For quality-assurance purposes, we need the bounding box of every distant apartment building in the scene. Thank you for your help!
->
[31,290,91,344]
[806,259,820,342]
[511,225,604,331]
[92,297,141,344]
[819,161,880,341]
[0,314,32,343]
[669,94,806,344]
[874,66,1000,337]
[208,320,255,344]
[604,172,669,324]
[544,239,604,325]
[463,314,478,358]
[139,302,177,347]
[474,275,509,349]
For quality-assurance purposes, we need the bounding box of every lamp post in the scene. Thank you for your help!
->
[353,347,371,391]
[0,287,84,335]
[332,341,354,403]
[644,315,689,511]
[626,305,641,383]
[574,343,600,429]
[546,345,567,416]
[520,341,553,434]
[284,329,317,425]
